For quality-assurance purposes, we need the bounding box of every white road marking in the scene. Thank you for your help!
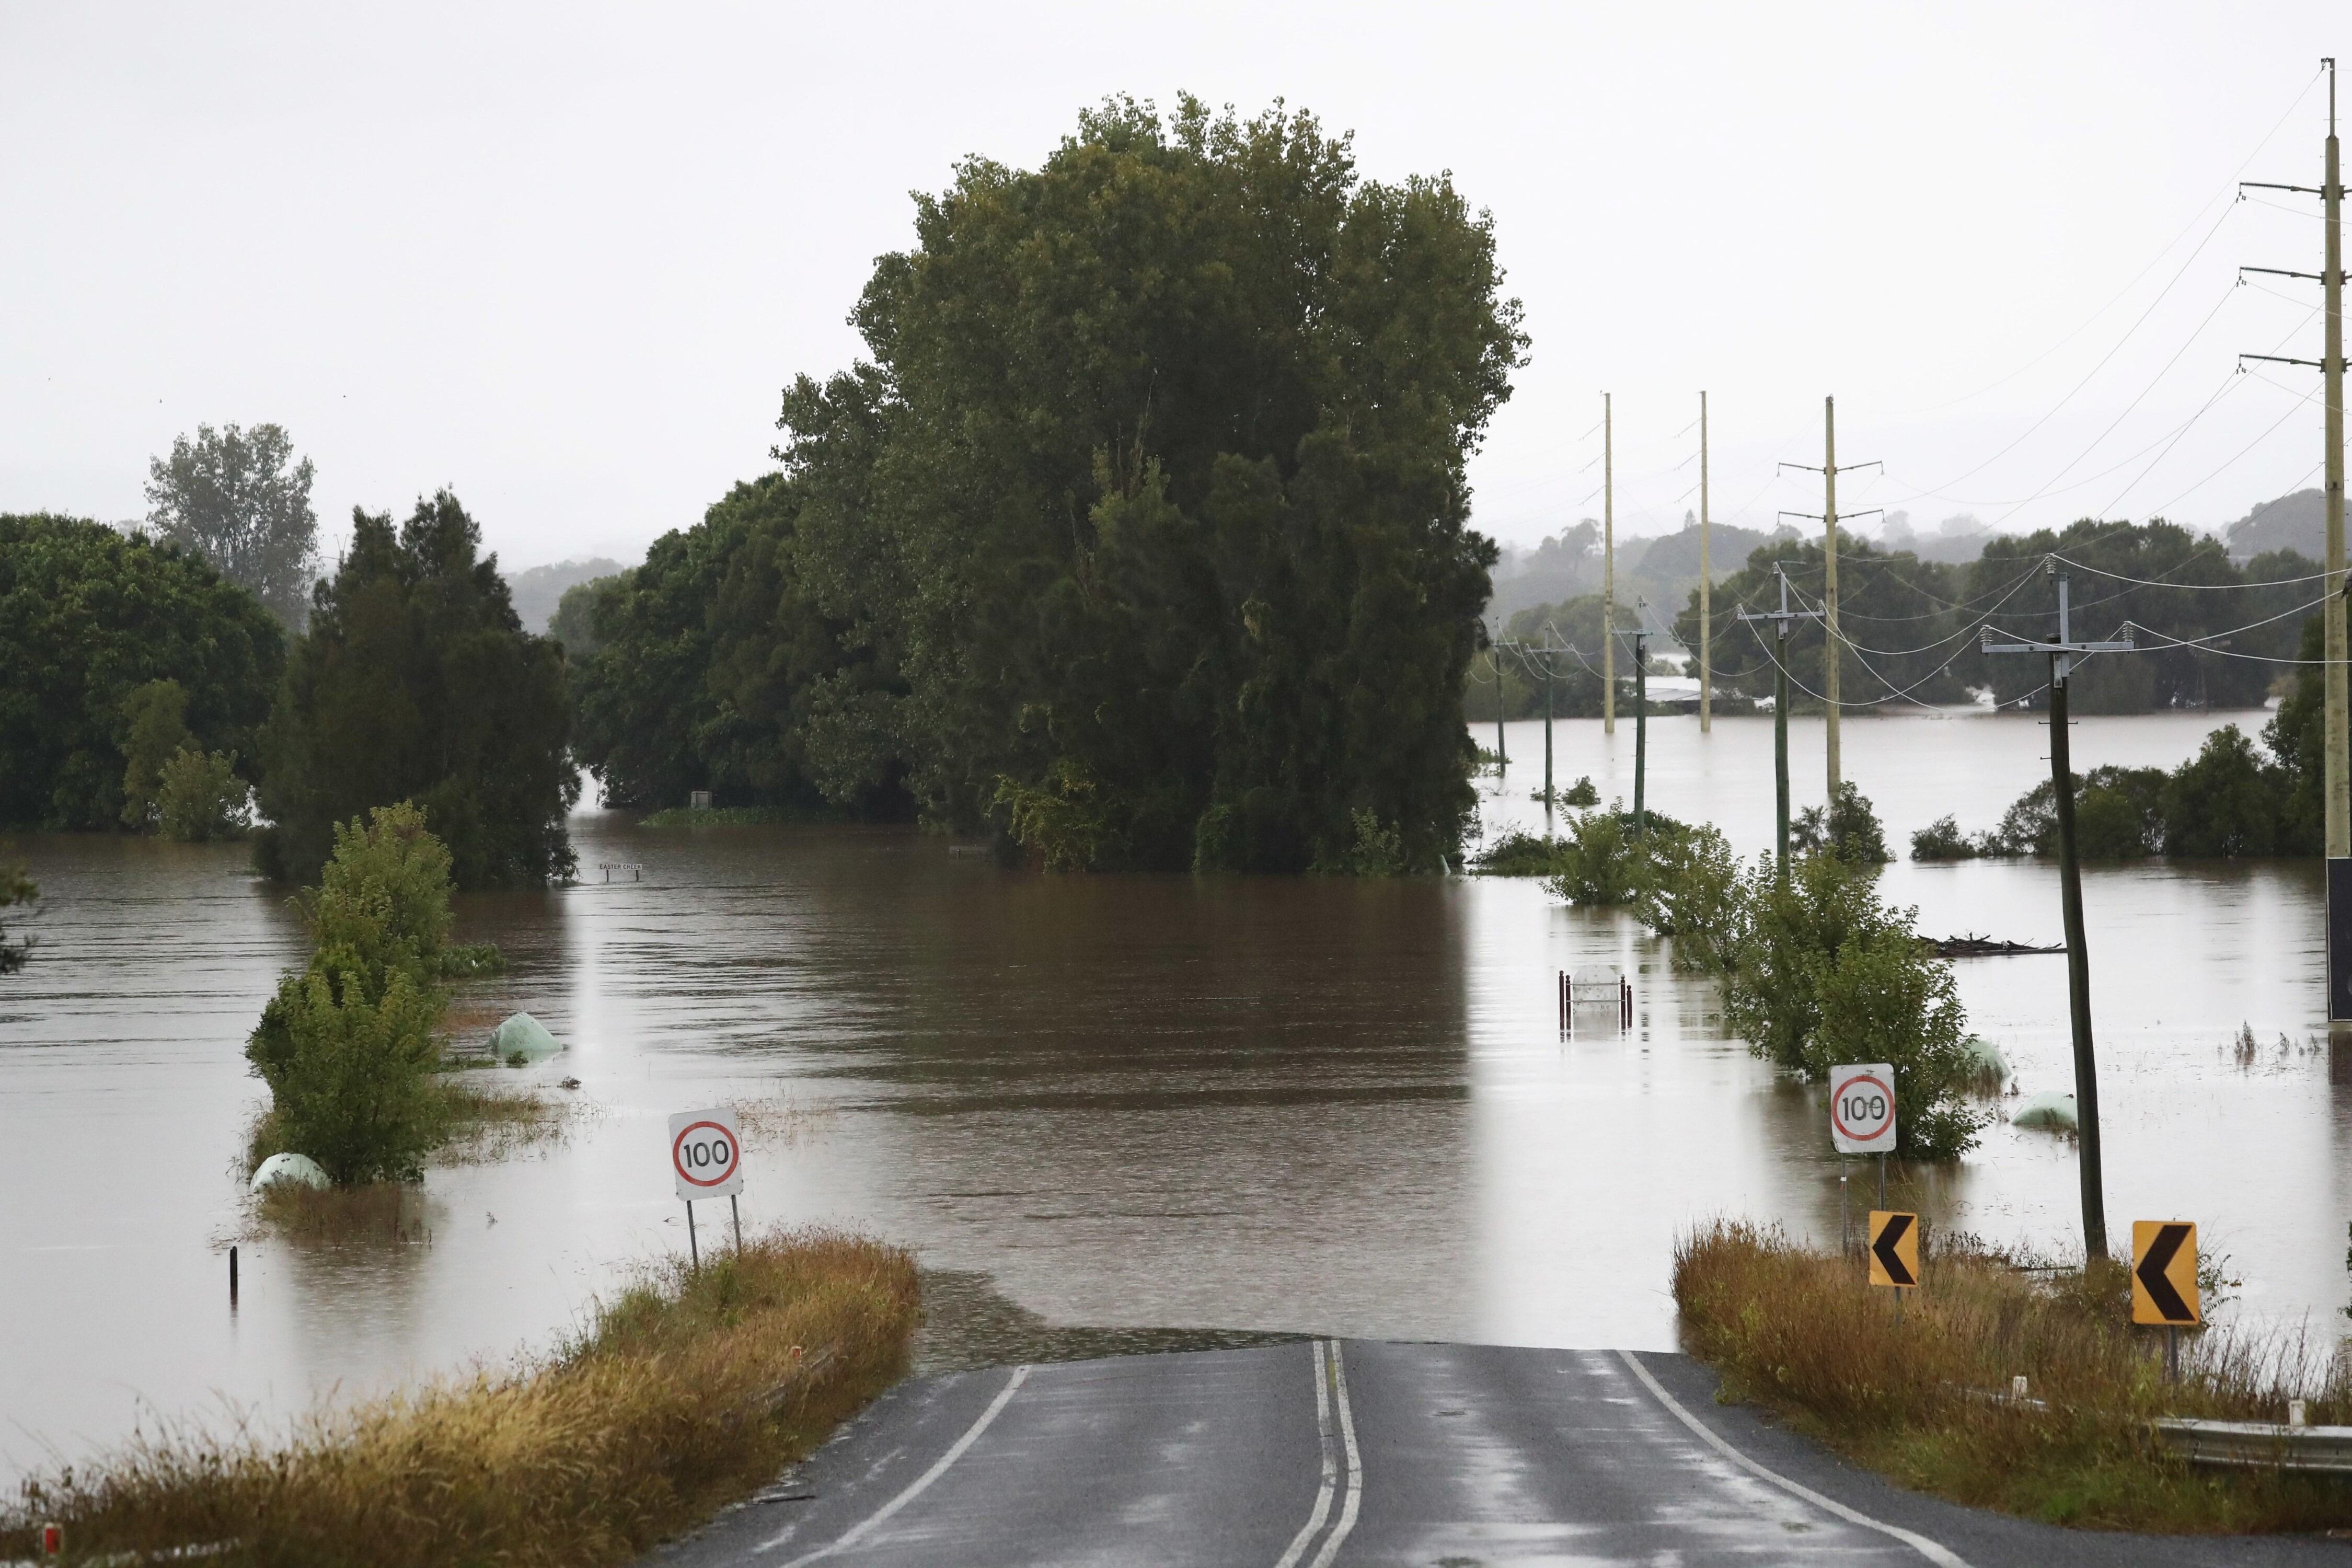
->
[1306,1341,1363,1568]
[1272,1340,1338,1568]
[1616,1350,1971,1568]
[762,1365,1032,1563]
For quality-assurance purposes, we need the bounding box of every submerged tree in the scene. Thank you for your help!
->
[247,804,454,1185]
[257,490,576,887]
[145,423,320,628]
[575,97,1527,871]
[0,514,282,831]
[0,862,34,975]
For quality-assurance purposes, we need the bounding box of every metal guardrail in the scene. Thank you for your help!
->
[2154,1417,2352,1472]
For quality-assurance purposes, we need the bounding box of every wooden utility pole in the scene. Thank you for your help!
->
[1984,564,2135,1261]
[1632,618,1650,835]
[1603,394,1616,735]
[1823,398,1841,797]
[2241,57,2348,1045]
[1780,401,1880,804]
[1494,639,1507,769]
[1699,391,1712,733]
[1739,566,1819,875]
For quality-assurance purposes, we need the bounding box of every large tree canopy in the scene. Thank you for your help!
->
[145,422,320,628]
[0,513,283,830]
[576,97,1526,870]
[257,491,577,887]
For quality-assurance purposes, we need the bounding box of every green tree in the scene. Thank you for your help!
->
[118,679,195,829]
[2159,724,2290,857]
[0,862,34,975]
[155,748,251,841]
[578,98,1526,871]
[1716,854,1984,1159]
[246,804,455,1184]
[256,491,577,887]
[1790,781,1890,864]
[570,475,909,816]
[0,514,282,831]
[145,422,320,627]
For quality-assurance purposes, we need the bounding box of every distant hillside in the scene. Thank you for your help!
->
[1486,516,1788,624]
[505,557,623,633]
[1631,520,1788,611]
[2224,489,2326,562]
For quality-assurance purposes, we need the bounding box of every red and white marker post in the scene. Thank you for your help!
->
[667,1106,744,1266]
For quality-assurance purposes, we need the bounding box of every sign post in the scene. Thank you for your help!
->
[2131,1220,2200,1382]
[1829,1063,1897,1234]
[668,1106,744,1267]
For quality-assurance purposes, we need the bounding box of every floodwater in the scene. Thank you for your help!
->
[4,705,2348,1482]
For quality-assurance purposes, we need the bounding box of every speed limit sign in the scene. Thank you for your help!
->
[1828,1063,1896,1154]
[668,1106,743,1200]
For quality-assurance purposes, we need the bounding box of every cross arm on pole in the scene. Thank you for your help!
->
[2242,352,2328,369]
[2242,266,2342,283]
[2242,181,2330,195]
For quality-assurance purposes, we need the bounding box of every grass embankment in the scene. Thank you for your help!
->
[1675,1221,2352,1532]
[3,1230,919,1567]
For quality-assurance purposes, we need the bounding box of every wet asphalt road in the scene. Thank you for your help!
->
[652,1343,2348,1567]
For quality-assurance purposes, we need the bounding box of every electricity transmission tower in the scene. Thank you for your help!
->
[2241,56,2348,1044]
[1737,564,1819,872]
[1779,398,1880,800]
[1982,562,2135,1261]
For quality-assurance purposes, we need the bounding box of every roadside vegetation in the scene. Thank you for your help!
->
[0,1230,921,1568]
[1676,1222,2352,1532]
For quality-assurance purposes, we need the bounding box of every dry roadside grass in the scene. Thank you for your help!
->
[2,1229,919,1567]
[1675,1220,2352,1532]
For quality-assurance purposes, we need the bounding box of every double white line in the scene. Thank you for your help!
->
[1274,1339,1362,1568]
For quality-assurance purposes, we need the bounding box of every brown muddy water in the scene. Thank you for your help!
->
[3,706,2347,1481]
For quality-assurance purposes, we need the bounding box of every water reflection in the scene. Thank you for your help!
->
[5,706,2349,1484]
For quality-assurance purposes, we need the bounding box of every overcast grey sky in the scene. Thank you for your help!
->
[2,2,2344,572]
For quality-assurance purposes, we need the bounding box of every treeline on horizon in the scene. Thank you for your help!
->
[1477,519,2320,721]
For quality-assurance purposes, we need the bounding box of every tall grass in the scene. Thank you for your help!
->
[3,1230,919,1566]
[1675,1221,2352,1531]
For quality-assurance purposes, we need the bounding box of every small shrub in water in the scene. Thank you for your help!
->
[1790,781,1889,864]
[1908,815,1979,862]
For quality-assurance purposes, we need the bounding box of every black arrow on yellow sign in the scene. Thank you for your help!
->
[2132,1221,2199,1326]
[1867,1210,1918,1289]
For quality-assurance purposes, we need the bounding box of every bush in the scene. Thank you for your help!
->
[0,861,34,975]
[1790,781,1889,864]
[246,803,457,1185]
[1908,815,1979,862]
[1980,763,2166,859]
[2161,725,2289,857]
[251,965,447,1185]
[1473,829,1573,877]
[1542,808,1651,905]
[155,747,250,841]
[1633,822,1742,970]
[1717,852,1984,1159]
[1558,775,1599,808]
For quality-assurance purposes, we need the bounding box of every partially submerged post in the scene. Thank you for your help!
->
[1632,621,1649,836]
[1738,566,1819,875]
[1982,563,2134,1261]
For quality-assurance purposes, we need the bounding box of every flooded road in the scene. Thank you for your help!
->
[4,705,2347,1482]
